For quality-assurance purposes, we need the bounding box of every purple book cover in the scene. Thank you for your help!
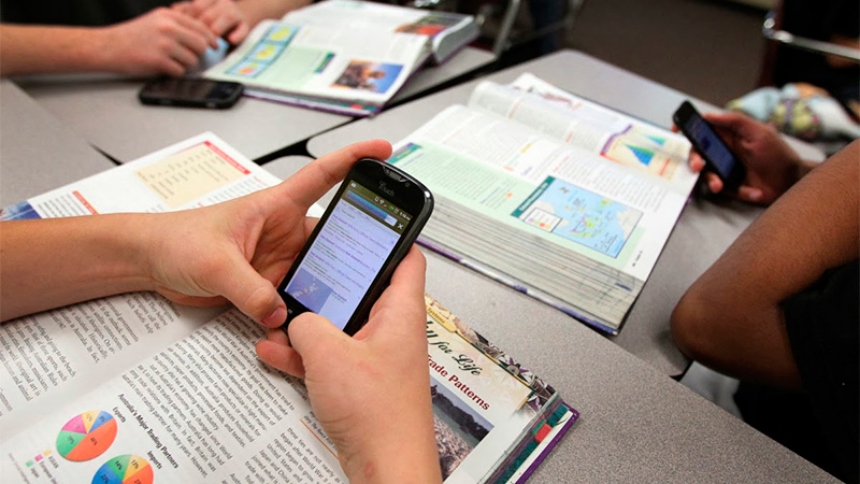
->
[515,403,579,483]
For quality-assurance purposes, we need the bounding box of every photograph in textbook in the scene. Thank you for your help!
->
[430,379,493,479]
[332,60,403,93]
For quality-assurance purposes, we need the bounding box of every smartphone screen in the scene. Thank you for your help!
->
[281,179,416,331]
[673,101,745,189]
[680,112,738,180]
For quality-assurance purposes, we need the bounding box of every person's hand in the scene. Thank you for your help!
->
[173,0,251,44]
[687,112,806,205]
[256,247,442,483]
[95,8,218,76]
[141,140,392,326]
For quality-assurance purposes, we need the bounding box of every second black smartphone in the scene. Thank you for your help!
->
[673,100,746,190]
[277,158,434,335]
[138,77,243,109]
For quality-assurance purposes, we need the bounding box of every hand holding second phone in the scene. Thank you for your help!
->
[688,112,808,205]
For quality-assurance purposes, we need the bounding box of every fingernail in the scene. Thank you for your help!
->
[262,307,286,327]
[749,190,762,201]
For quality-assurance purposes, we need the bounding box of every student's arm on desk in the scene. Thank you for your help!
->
[0,8,217,77]
[671,139,859,389]
[174,0,311,44]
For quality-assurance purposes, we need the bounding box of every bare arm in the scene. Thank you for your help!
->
[0,24,111,76]
[0,140,392,324]
[0,215,153,321]
[671,140,859,388]
[0,9,216,77]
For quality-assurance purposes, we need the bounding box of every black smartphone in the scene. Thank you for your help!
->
[138,77,243,109]
[673,100,746,190]
[277,158,434,335]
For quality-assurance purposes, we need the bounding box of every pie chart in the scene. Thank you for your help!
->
[92,455,154,484]
[56,410,118,461]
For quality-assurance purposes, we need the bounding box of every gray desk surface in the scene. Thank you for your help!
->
[306,49,824,376]
[264,154,836,483]
[17,77,349,163]
[0,80,115,206]
[17,47,495,164]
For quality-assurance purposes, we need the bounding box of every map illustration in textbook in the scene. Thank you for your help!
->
[513,177,642,258]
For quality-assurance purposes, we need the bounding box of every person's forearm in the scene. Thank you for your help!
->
[794,157,818,183]
[0,24,112,76]
[672,140,859,387]
[0,215,154,321]
[339,405,441,483]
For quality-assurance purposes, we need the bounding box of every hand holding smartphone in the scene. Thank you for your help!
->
[138,77,243,109]
[673,100,746,190]
[277,158,433,335]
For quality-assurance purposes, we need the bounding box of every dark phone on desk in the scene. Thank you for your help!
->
[277,158,434,336]
[673,100,746,190]
[138,77,243,109]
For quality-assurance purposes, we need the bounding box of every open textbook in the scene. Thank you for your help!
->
[204,0,478,116]
[0,134,576,483]
[388,74,698,334]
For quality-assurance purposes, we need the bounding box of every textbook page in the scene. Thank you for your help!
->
[1,311,349,483]
[468,75,697,193]
[284,0,452,33]
[205,19,428,106]
[0,134,324,439]
[1,300,575,483]
[389,105,692,331]
[1,134,280,219]
[282,0,478,63]
[0,291,222,440]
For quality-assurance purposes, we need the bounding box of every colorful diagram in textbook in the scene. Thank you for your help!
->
[56,410,118,461]
[623,144,656,166]
[92,455,154,484]
[602,128,684,179]
[513,177,642,258]
[227,24,298,79]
